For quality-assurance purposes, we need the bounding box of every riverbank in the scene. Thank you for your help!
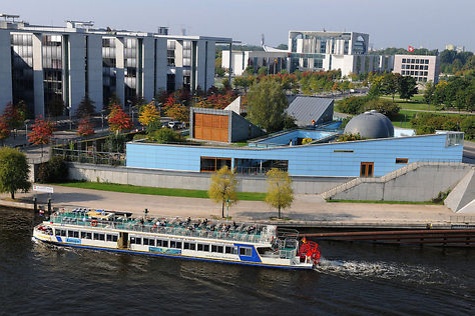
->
[1,184,465,229]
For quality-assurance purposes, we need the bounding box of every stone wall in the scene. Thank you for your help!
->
[68,163,350,194]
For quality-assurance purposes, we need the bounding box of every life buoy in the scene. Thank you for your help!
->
[91,220,98,227]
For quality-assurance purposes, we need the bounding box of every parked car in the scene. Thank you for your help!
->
[167,121,184,130]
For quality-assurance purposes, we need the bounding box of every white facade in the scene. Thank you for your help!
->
[222,50,288,76]
[223,30,393,78]
[393,54,440,84]
[0,18,231,116]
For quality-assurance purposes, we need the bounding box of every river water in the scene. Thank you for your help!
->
[1,207,474,315]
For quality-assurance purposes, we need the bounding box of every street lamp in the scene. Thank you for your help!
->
[101,109,105,131]
[67,105,72,130]
[24,119,29,141]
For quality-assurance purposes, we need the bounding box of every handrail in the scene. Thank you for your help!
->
[48,211,275,244]
[321,161,469,200]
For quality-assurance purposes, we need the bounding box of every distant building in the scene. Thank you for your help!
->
[223,30,393,77]
[393,54,440,84]
[445,44,465,53]
[222,50,288,76]
[0,15,232,116]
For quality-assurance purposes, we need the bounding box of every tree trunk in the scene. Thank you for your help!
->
[278,205,281,219]
[10,191,15,199]
[221,201,225,218]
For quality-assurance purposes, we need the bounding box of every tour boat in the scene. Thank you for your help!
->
[32,208,321,270]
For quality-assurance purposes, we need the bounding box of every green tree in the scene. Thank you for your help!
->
[105,133,127,152]
[247,80,288,132]
[0,147,30,199]
[398,76,418,100]
[381,73,400,101]
[336,133,363,142]
[208,165,238,218]
[148,127,183,144]
[265,168,294,219]
[233,75,254,92]
[37,156,69,183]
[423,81,436,108]
[75,94,96,118]
[363,99,401,119]
[460,117,475,140]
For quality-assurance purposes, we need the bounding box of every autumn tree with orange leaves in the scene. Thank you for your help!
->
[77,117,95,137]
[28,116,55,159]
[3,101,26,130]
[0,116,10,146]
[107,105,133,134]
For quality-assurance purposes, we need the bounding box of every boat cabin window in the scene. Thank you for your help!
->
[143,238,155,246]
[55,229,66,237]
[156,239,168,247]
[184,242,196,250]
[225,246,237,254]
[68,230,79,238]
[211,245,224,253]
[239,247,252,256]
[81,232,92,239]
[130,237,141,244]
[170,240,182,249]
[93,233,105,241]
[197,244,210,252]
[106,234,118,242]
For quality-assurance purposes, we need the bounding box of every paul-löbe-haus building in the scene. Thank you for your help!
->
[0,14,232,117]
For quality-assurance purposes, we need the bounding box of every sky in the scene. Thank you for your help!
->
[3,0,475,52]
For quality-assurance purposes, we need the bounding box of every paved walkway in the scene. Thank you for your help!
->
[1,184,463,228]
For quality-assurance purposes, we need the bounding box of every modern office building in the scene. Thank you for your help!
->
[393,54,440,84]
[223,31,394,77]
[126,105,463,177]
[0,14,232,117]
[222,49,289,76]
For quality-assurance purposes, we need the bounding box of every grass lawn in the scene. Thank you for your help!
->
[57,182,267,201]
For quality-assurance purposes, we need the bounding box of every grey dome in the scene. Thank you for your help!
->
[344,110,394,139]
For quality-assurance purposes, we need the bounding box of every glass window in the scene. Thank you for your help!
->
[239,247,252,256]
[81,232,92,239]
[396,158,409,164]
[56,229,67,236]
[170,241,182,249]
[107,234,118,242]
[156,239,168,247]
[93,233,105,241]
[211,245,224,253]
[225,246,237,254]
[184,242,196,250]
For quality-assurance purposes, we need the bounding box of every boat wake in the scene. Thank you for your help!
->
[314,257,461,287]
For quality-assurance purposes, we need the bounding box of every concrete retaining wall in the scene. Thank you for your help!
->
[68,163,350,194]
[68,163,471,202]
[332,164,471,202]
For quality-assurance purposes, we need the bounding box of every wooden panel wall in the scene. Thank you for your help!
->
[194,113,228,142]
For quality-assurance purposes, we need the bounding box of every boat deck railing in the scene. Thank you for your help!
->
[48,210,274,244]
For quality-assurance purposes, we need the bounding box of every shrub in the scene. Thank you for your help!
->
[37,156,69,183]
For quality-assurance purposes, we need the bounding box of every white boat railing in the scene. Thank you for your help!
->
[48,212,275,244]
